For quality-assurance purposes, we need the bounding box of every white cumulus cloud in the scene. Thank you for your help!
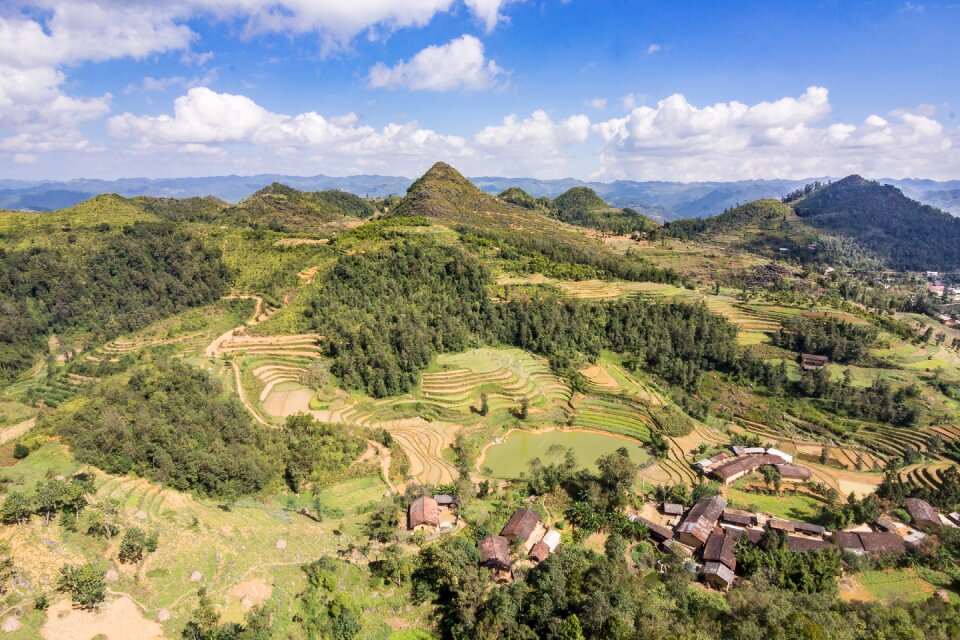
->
[108,86,472,169]
[473,109,591,175]
[0,1,520,164]
[368,35,506,91]
[593,86,958,180]
[462,0,519,33]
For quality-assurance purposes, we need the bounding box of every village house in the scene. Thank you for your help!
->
[434,494,457,508]
[501,508,544,551]
[874,518,901,532]
[799,353,829,372]
[701,562,736,590]
[858,531,906,555]
[676,495,726,547]
[478,535,511,575]
[721,508,754,528]
[528,541,550,563]
[701,529,737,590]
[831,531,864,555]
[529,529,562,563]
[765,448,793,464]
[710,454,784,484]
[948,512,960,527]
[694,451,733,473]
[632,515,674,542]
[725,526,764,544]
[904,498,941,532]
[833,531,905,556]
[662,502,685,517]
[775,463,812,481]
[786,536,832,552]
[732,446,767,456]
[767,518,796,533]
[408,496,440,532]
[793,521,826,537]
[904,530,928,549]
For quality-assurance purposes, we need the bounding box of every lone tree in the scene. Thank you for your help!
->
[761,465,782,493]
[119,527,157,564]
[517,397,529,420]
[0,491,33,525]
[57,562,106,609]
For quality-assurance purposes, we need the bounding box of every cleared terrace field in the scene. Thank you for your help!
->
[572,396,653,442]
[418,348,571,412]
[899,461,960,490]
[580,360,665,405]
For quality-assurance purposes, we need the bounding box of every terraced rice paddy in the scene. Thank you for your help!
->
[216,333,323,419]
[482,429,651,478]
[580,362,664,405]
[638,437,702,487]
[379,418,460,485]
[572,396,653,442]
[899,462,959,490]
[554,280,678,299]
[852,423,934,459]
[706,297,781,332]
[418,348,571,412]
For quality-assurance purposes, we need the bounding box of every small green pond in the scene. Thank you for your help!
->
[482,429,651,478]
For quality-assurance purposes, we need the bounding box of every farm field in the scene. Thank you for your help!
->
[725,483,826,522]
[848,570,940,604]
[417,347,572,413]
[0,443,431,639]
[480,428,651,478]
[598,236,771,285]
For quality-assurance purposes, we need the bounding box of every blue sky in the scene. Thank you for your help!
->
[1,0,958,180]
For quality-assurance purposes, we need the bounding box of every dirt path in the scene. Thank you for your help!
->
[0,417,36,444]
[205,295,264,358]
[230,360,271,427]
[365,439,397,494]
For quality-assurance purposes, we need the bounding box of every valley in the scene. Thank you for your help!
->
[0,163,958,639]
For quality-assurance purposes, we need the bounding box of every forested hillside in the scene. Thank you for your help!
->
[219,183,376,232]
[0,221,229,383]
[792,175,960,270]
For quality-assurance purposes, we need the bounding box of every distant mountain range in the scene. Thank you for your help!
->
[2,173,959,220]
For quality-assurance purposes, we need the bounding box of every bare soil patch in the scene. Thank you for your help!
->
[41,596,165,640]
[228,577,273,612]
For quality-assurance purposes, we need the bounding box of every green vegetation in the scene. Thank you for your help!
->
[497,187,550,211]
[773,315,879,363]
[793,175,960,271]
[57,561,106,609]
[304,239,492,397]
[131,195,228,222]
[51,358,275,498]
[736,530,842,594]
[482,430,650,478]
[0,221,230,383]
[220,183,375,232]
[553,186,660,234]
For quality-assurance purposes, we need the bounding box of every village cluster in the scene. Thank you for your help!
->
[926,271,960,325]
[406,442,959,591]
